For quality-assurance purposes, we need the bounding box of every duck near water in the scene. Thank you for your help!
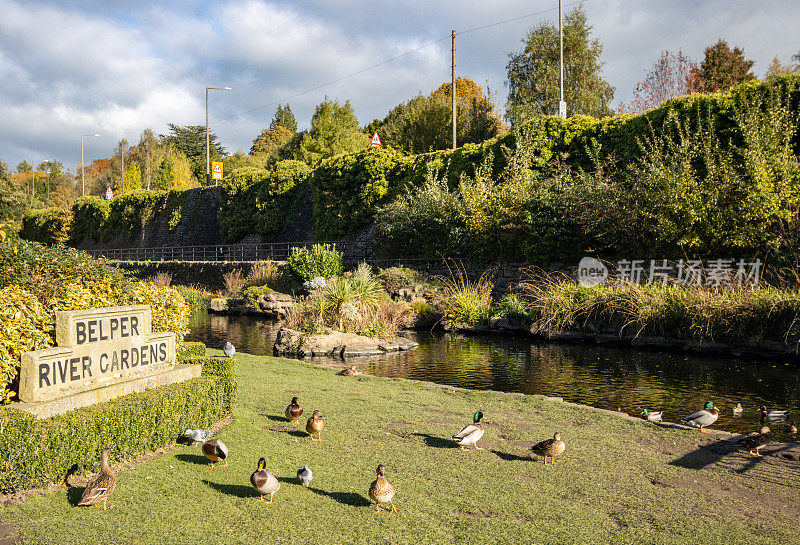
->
[759,405,790,421]
[452,411,485,451]
[733,403,744,416]
[77,448,116,511]
[368,464,398,514]
[738,426,772,457]
[250,457,280,503]
[285,397,303,426]
[306,410,325,441]
[640,409,663,422]
[530,432,566,466]
[337,365,358,376]
[681,402,719,433]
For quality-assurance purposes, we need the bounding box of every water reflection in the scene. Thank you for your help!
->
[187,310,800,440]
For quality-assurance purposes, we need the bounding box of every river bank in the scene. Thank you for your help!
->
[3,351,798,544]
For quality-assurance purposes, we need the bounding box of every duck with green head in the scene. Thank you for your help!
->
[452,411,485,451]
[759,405,789,421]
[640,409,663,422]
[681,402,719,433]
[250,457,280,503]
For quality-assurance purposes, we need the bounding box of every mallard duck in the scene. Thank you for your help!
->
[530,432,566,466]
[250,457,280,503]
[306,410,325,441]
[452,411,485,451]
[202,438,229,468]
[297,465,313,487]
[738,426,772,457]
[368,464,397,514]
[640,409,663,422]
[285,397,303,426]
[681,402,719,433]
[759,405,790,421]
[77,448,116,511]
[732,403,744,416]
[337,365,358,376]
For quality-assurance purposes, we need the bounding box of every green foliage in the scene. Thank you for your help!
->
[496,293,530,323]
[102,190,187,240]
[218,160,311,242]
[243,284,274,307]
[160,124,225,183]
[378,266,422,293]
[270,103,297,133]
[439,265,494,326]
[505,5,615,123]
[299,97,368,164]
[19,208,72,245]
[0,177,26,222]
[70,196,111,243]
[312,147,415,238]
[184,355,236,411]
[174,285,211,309]
[286,243,343,282]
[178,341,206,360]
[0,370,230,493]
[250,125,293,156]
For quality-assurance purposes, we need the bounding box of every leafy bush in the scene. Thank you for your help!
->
[70,196,111,243]
[178,341,206,360]
[218,160,311,242]
[287,243,343,281]
[175,284,211,309]
[102,190,186,241]
[243,284,274,307]
[184,355,236,411]
[378,266,422,294]
[496,293,530,323]
[0,355,233,493]
[19,208,72,245]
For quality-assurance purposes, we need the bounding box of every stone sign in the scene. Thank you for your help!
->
[19,305,181,405]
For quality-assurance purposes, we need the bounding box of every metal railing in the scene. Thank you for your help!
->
[84,242,341,263]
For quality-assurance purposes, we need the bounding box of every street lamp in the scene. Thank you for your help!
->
[558,0,566,119]
[206,86,231,185]
[81,133,101,196]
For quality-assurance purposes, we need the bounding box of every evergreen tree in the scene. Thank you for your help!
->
[691,39,755,92]
[270,104,297,133]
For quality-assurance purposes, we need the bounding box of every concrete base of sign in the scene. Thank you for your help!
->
[10,364,202,419]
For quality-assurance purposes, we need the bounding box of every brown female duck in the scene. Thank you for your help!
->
[77,448,116,510]
[202,438,229,468]
[530,432,566,466]
[368,464,397,514]
[306,410,325,441]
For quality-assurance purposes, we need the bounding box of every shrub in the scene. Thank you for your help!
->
[183,355,236,411]
[0,358,232,493]
[175,284,211,309]
[101,190,186,241]
[496,293,530,323]
[439,264,494,326]
[19,208,72,245]
[150,271,173,287]
[178,341,206,360]
[223,269,245,296]
[378,266,422,294]
[243,284,274,307]
[287,243,343,282]
[70,196,111,243]
[243,261,280,288]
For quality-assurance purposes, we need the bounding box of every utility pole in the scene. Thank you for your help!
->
[451,30,457,150]
[559,0,566,119]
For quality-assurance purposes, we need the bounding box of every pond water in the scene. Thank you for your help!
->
[187,309,800,441]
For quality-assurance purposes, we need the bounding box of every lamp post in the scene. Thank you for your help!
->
[206,86,231,185]
[81,133,100,196]
[558,0,566,119]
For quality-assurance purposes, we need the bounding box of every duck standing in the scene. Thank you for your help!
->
[306,410,325,441]
[530,432,566,466]
[202,438,229,468]
[251,457,280,503]
[452,411,485,451]
[337,366,358,376]
[77,448,116,511]
[368,464,398,514]
[738,426,772,457]
[285,397,304,426]
[681,402,719,433]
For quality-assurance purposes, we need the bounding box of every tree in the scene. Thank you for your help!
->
[691,39,755,92]
[299,98,368,163]
[16,161,31,173]
[137,129,158,190]
[367,77,504,153]
[160,124,224,183]
[765,53,800,77]
[505,6,614,123]
[250,125,293,155]
[619,51,700,114]
[270,104,297,133]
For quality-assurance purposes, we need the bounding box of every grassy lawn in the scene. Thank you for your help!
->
[2,351,799,545]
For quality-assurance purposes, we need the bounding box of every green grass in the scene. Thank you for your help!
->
[2,352,799,545]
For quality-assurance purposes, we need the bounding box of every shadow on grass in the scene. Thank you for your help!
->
[175,453,210,466]
[66,485,84,507]
[307,487,371,507]
[412,433,457,449]
[263,414,292,423]
[202,479,256,499]
[490,450,531,462]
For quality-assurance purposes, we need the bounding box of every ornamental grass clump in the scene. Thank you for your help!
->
[439,263,494,326]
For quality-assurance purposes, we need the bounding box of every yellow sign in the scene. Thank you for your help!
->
[212,161,223,180]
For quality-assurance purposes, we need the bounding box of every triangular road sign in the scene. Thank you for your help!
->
[213,164,222,173]
[370,131,382,146]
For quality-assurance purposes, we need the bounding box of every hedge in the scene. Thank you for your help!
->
[183,355,237,411]
[19,208,72,245]
[70,196,110,243]
[218,160,311,242]
[0,354,234,493]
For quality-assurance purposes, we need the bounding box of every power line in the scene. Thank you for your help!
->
[215,1,589,124]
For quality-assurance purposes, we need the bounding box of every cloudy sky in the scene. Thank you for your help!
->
[1,0,798,170]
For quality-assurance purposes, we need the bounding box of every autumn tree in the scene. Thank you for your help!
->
[505,5,614,123]
[765,51,800,77]
[619,51,700,114]
[691,39,755,92]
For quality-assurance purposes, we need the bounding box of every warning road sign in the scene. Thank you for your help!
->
[370,131,382,147]
[212,161,223,180]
